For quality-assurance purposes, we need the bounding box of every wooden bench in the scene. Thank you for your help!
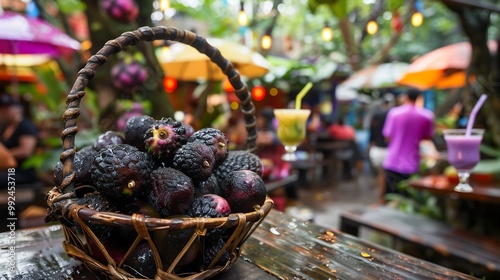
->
[339,206,500,279]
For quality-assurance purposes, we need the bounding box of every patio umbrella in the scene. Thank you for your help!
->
[335,62,409,101]
[0,66,37,82]
[157,38,270,81]
[0,11,80,57]
[398,41,497,90]
[0,53,52,66]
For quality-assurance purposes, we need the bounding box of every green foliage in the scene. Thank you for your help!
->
[309,0,349,18]
[385,176,443,220]
[170,0,240,37]
[56,0,86,14]
[23,146,61,172]
[385,0,405,12]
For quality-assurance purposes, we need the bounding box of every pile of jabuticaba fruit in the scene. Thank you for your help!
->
[53,115,266,278]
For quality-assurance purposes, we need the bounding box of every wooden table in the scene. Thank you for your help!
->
[265,173,298,192]
[408,175,500,204]
[0,210,476,279]
[298,140,352,182]
[340,206,500,278]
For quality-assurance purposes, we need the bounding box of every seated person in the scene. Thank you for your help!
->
[326,118,359,179]
[326,118,355,141]
[0,94,39,186]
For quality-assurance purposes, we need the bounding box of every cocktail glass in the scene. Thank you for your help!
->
[443,129,484,192]
[273,109,311,161]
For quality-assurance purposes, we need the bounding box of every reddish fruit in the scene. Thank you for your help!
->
[100,0,139,23]
[111,61,148,94]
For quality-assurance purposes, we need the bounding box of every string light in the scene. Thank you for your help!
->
[163,76,178,93]
[321,23,333,42]
[238,2,248,26]
[251,85,266,101]
[366,20,378,35]
[160,0,170,12]
[411,12,423,27]
[238,11,248,26]
[260,34,272,50]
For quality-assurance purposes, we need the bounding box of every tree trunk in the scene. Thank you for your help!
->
[444,2,500,147]
[81,0,173,127]
[338,19,360,70]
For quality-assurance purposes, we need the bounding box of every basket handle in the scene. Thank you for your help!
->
[59,26,258,194]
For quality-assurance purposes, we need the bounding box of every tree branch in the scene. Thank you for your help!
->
[368,0,416,65]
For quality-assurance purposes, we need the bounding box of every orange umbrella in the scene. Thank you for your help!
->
[398,41,497,90]
[0,66,37,82]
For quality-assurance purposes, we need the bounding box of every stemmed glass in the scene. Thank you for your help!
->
[273,109,311,161]
[443,129,484,192]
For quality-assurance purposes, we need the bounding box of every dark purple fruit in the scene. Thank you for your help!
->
[124,115,155,152]
[213,151,263,188]
[173,142,216,183]
[122,243,156,279]
[101,0,139,23]
[146,167,194,216]
[182,122,195,138]
[77,193,136,265]
[85,235,128,265]
[187,128,228,165]
[152,217,200,267]
[53,145,96,187]
[220,170,266,213]
[202,238,230,269]
[195,175,220,197]
[121,200,162,218]
[188,194,231,237]
[93,131,124,151]
[110,60,146,91]
[188,194,231,218]
[91,144,152,200]
[145,118,187,161]
[76,192,120,237]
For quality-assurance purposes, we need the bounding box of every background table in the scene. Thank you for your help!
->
[0,210,476,279]
[409,175,500,203]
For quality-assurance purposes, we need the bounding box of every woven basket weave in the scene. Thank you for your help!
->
[46,26,273,279]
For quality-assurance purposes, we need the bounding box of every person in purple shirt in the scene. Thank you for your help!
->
[382,88,434,198]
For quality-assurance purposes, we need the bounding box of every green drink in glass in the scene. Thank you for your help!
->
[273,109,311,161]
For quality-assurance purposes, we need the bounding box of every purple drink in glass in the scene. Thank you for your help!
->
[443,129,484,192]
[445,136,482,171]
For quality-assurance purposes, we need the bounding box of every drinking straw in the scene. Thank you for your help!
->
[465,94,488,136]
[295,82,313,110]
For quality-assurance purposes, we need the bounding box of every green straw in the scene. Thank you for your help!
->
[295,82,313,110]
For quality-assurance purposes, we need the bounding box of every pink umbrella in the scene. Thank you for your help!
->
[0,11,80,57]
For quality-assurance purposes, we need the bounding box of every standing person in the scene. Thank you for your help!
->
[0,94,39,186]
[382,89,434,198]
[369,98,391,201]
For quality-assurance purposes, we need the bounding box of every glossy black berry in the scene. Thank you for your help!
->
[146,167,194,216]
[173,142,216,182]
[124,115,155,152]
[91,144,152,200]
[188,128,228,165]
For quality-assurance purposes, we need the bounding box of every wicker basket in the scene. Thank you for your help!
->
[45,26,273,279]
